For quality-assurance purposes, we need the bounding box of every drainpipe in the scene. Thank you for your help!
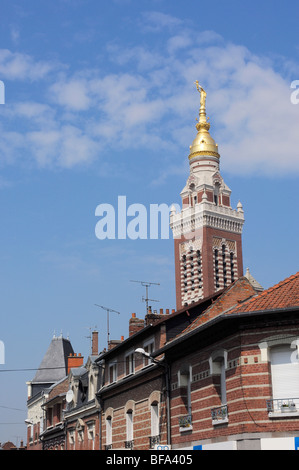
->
[135,348,171,447]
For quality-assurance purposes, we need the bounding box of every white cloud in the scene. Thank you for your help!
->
[0,49,55,80]
[49,79,91,111]
[0,23,298,176]
[140,11,183,32]
[27,125,99,168]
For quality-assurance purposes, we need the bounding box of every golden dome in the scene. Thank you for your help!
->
[189,82,220,161]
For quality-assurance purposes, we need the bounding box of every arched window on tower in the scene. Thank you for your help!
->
[214,249,220,289]
[230,252,235,283]
[197,249,202,288]
[222,245,227,288]
[214,182,220,206]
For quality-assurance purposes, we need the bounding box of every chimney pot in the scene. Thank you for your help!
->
[166,309,169,314]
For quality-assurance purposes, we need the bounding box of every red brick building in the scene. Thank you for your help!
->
[92,272,299,451]
[64,331,101,450]
[160,271,299,450]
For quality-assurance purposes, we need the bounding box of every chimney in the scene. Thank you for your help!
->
[68,353,84,374]
[108,339,122,350]
[145,308,164,326]
[129,313,145,337]
[92,331,98,356]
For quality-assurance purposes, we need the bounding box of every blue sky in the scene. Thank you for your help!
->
[0,0,298,445]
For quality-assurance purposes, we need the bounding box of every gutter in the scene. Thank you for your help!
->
[152,306,299,357]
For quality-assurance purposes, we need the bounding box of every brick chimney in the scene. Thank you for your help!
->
[67,353,84,373]
[92,331,98,356]
[129,313,145,336]
[145,307,166,326]
[108,335,124,350]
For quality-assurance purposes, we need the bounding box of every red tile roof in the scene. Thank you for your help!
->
[175,272,299,342]
[175,276,259,338]
[227,272,299,315]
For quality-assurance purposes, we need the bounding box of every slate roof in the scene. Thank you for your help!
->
[227,271,299,315]
[31,335,74,385]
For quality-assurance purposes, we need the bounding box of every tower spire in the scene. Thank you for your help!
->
[170,83,244,309]
[189,81,219,164]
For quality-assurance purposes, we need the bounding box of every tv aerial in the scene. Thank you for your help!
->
[130,280,160,314]
[94,304,120,348]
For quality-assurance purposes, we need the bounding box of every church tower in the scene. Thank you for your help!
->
[170,82,245,309]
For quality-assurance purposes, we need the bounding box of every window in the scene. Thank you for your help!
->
[143,339,155,366]
[151,403,159,437]
[106,416,112,446]
[56,403,61,423]
[270,344,299,401]
[69,429,75,446]
[109,362,117,383]
[214,249,220,289]
[230,252,235,283]
[125,352,135,375]
[48,407,53,426]
[210,350,228,405]
[126,410,133,442]
[178,365,192,431]
[179,366,192,415]
[87,421,95,447]
[222,245,227,287]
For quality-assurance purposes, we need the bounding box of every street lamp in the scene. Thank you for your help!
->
[135,348,151,359]
[134,348,171,446]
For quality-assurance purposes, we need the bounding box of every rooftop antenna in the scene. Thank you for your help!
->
[84,326,98,354]
[130,280,160,314]
[94,305,120,347]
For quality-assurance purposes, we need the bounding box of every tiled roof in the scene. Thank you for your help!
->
[173,272,299,343]
[228,272,299,315]
[177,276,258,338]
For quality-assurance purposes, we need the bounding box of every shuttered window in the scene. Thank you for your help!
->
[270,345,299,399]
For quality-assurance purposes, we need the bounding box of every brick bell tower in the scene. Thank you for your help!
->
[170,82,245,309]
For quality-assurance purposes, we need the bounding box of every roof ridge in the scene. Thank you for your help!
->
[257,272,299,297]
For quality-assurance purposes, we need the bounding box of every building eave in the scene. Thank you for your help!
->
[153,306,299,359]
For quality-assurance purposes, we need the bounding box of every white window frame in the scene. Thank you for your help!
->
[150,403,159,437]
[108,361,117,383]
[143,338,155,367]
[126,410,133,442]
[106,416,112,446]
[125,350,135,376]
[178,365,192,416]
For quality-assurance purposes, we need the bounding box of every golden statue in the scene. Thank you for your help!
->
[195,80,207,109]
